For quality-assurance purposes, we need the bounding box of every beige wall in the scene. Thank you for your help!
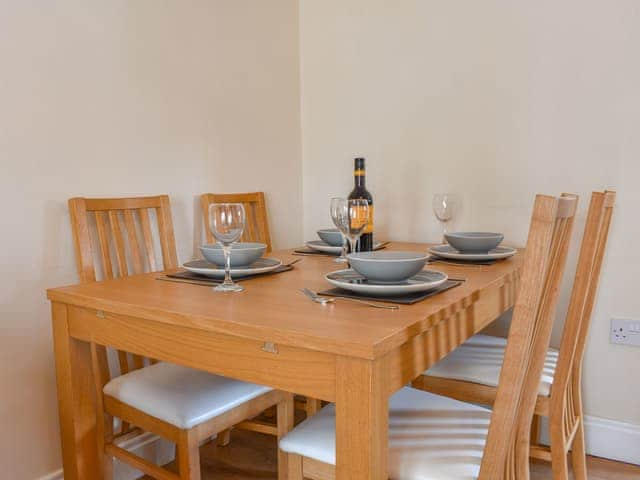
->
[3,1,639,476]
[300,0,640,425]
[0,1,301,478]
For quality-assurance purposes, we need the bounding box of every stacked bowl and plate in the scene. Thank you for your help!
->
[428,232,517,261]
[326,251,448,297]
[182,242,282,279]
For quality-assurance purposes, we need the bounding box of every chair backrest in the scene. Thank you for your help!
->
[68,195,178,283]
[479,193,578,479]
[68,195,178,378]
[550,192,616,425]
[200,192,272,252]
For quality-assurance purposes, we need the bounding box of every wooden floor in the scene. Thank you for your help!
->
[143,428,640,480]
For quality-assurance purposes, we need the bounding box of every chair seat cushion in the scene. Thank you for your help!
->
[103,362,272,429]
[279,387,492,479]
[424,334,559,396]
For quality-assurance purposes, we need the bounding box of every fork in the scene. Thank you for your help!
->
[301,288,399,310]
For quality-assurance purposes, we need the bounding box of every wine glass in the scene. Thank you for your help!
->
[433,193,457,241]
[335,199,370,258]
[208,203,246,292]
[330,197,349,263]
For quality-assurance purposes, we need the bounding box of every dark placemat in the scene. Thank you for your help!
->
[318,279,463,305]
[158,264,294,286]
[294,241,390,257]
[427,255,497,266]
[293,247,339,256]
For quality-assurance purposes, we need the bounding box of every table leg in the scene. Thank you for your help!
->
[335,356,389,480]
[52,302,101,479]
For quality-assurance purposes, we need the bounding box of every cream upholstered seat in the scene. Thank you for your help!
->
[424,334,559,397]
[280,387,492,479]
[103,362,272,429]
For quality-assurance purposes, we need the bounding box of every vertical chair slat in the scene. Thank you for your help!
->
[255,192,271,249]
[68,198,97,283]
[132,354,145,371]
[124,209,144,275]
[156,195,178,270]
[244,203,257,244]
[118,351,130,376]
[572,191,616,369]
[200,194,216,245]
[139,208,157,271]
[109,210,128,277]
[95,211,114,280]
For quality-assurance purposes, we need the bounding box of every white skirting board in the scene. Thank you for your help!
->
[539,415,640,466]
[37,431,175,480]
[38,416,639,478]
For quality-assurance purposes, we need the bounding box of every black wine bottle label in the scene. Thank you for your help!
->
[349,157,374,252]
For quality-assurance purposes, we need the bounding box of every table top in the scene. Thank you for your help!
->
[47,242,522,359]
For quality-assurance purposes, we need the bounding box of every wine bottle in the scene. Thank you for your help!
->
[348,157,374,251]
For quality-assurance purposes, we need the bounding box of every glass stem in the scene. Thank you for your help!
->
[222,244,233,286]
[347,236,357,266]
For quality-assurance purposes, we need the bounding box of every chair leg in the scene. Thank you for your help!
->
[549,428,570,480]
[177,429,201,480]
[530,413,541,445]
[571,419,588,480]
[102,454,114,479]
[277,394,295,480]
[97,412,114,478]
[287,453,304,480]
[216,428,231,447]
[305,397,322,418]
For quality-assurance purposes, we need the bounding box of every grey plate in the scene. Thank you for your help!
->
[306,240,385,254]
[325,269,448,296]
[429,244,517,261]
[183,258,282,279]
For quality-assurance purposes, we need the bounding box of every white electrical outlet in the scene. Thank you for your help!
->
[610,318,640,347]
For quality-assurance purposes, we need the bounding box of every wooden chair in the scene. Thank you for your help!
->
[278,194,578,480]
[68,196,294,480]
[200,191,322,441]
[412,191,615,480]
[201,192,272,251]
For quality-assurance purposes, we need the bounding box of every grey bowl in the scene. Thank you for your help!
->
[346,251,429,283]
[317,228,343,247]
[445,232,504,253]
[199,242,267,267]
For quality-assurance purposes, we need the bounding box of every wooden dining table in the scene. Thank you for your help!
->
[48,241,522,480]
